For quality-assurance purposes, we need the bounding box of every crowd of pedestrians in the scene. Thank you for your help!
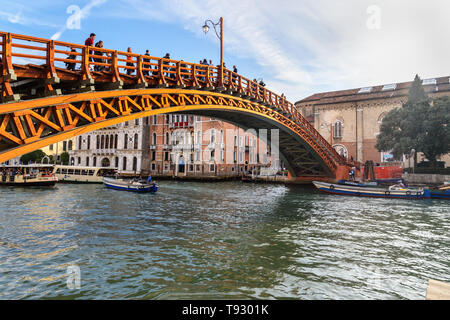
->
[68,32,270,93]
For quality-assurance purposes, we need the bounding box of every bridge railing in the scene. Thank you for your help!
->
[0,30,345,166]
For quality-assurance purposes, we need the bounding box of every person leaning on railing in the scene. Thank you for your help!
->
[93,41,105,72]
[65,48,77,71]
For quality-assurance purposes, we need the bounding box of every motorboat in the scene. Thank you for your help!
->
[102,176,158,193]
[312,180,428,199]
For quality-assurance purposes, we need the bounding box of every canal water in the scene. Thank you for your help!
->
[0,182,448,300]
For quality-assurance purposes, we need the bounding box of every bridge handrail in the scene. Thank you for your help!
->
[0,30,345,167]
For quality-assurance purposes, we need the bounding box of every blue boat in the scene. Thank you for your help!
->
[313,181,428,199]
[429,186,450,200]
[103,176,158,193]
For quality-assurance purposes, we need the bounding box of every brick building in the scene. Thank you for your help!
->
[295,76,450,167]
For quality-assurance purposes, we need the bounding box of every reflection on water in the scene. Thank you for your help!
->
[0,182,448,299]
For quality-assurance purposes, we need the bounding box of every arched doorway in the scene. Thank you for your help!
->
[178,155,185,174]
[101,158,110,167]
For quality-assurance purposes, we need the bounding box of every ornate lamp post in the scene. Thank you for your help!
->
[202,17,224,88]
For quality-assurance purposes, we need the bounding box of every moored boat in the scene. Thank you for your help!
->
[313,180,428,199]
[0,164,58,187]
[429,185,450,200]
[102,176,158,193]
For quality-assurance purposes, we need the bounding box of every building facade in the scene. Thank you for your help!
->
[69,117,151,175]
[295,76,450,167]
[68,113,277,177]
[147,114,274,178]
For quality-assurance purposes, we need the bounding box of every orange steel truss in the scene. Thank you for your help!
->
[0,31,351,178]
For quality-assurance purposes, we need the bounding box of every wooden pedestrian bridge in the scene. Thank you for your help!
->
[0,31,352,181]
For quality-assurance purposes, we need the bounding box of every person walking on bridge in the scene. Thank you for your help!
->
[126,47,134,75]
[143,49,151,76]
[84,33,96,63]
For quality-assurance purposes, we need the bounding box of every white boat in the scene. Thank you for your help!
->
[52,165,116,183]
[0,164,57,187]
[102,176,158,193]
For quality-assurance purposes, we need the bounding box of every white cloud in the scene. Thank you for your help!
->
[51,0,108,40]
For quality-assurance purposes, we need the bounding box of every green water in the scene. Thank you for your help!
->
[0,181,448,299]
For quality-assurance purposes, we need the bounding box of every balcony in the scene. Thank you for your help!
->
[169,121,194,129]
[163,144,172,150]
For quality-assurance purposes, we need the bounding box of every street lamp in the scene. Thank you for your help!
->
[202,17,224,88]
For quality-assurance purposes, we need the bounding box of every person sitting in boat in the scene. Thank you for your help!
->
[349,169,355,181]
[147,176,152,183]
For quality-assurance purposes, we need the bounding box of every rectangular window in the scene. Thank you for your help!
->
[210,164,215,172]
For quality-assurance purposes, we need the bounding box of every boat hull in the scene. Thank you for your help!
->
[0,180,56,187]
[313,181,427,199]
[429,190,450,200]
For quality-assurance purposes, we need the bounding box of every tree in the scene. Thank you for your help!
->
[376,75,450,166]
[20,150,47,164]
[60,152,70,165]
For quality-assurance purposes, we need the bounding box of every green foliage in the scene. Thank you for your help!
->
[376,75,450,164]
[60,152,70,165]
[20,149,47,164]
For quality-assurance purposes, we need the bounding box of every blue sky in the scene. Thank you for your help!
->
[1,0,449,102]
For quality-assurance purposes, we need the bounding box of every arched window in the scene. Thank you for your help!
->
[114,134,118,149]
[110,134,114,149]
[70,157,74,166]
[115,157,119,168]
[134,133,139,149]
[101,135,105,149]
[87,136,91,149]
[123,157,127,170]
[93,157,97,167]
[68,140,73,151]
[334,120,343,139]
[77,157,81,165]
[86,157,90,166]
[101,158,110,167]
[152,133,157,145]
[105,135,109,149]
[124,134,128,149]
[96,136,100,149]
[132,157,137,172]
[135,118,140,126]
[165,132,169,145]
[78,136,82,150]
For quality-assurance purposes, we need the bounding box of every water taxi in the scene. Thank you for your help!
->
[0,164,57,187]
[52,165,116,183]
[103,176,158,193]
[312,180,428,199]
